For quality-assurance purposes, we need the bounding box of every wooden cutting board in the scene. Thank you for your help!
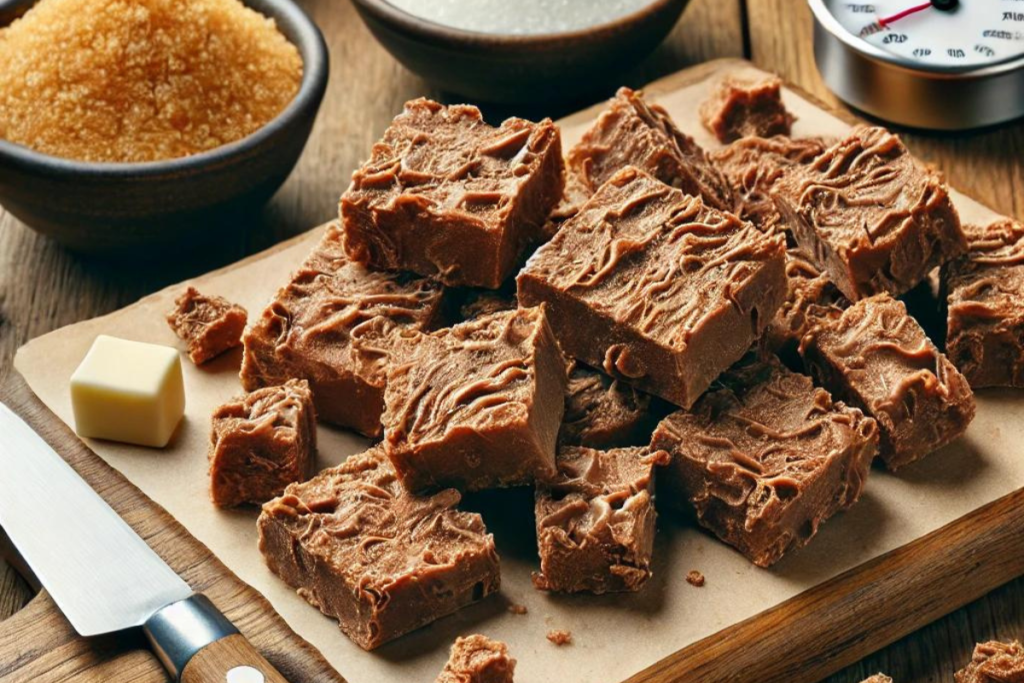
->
[3,58,1024,683]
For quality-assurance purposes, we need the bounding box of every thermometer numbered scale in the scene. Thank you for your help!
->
[809,0,1024,129]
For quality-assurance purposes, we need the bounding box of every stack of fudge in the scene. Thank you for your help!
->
[186,73,1024,656]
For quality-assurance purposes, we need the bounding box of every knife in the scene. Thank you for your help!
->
[0,403,289,683]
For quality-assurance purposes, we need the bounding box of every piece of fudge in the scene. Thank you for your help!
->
[800,294,975,471]
[339,98,564,288]
[650,354,877,567]
[258,447,501,650]
[436,635,516,683]
[382,306,566,492]
[860,676,893,683]
[560,361,655,449]
[943,219,1024,388]
[166,286,247,364]
[533,445,669,593]
[240,223,445,437]
[566,87,733,213]
[710,135,828,234]
[772,126,965,300]
[700,75,795,143]
[955,640,1024,683]
[208,379,316,508]
[762,248,847,358]
[518,166,787,409]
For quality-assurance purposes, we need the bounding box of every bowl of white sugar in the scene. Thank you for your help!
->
[350,0,689,103]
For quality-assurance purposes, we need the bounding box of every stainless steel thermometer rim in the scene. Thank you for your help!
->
[807,0,1024,129]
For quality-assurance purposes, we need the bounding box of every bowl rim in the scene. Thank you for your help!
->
[0,0,329,179]
[350,0,687,50]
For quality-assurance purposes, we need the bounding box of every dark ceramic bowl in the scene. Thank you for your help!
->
[0,0,328,254]
[350,0,689,104]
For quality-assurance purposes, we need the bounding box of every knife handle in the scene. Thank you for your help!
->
[143,594,290,683]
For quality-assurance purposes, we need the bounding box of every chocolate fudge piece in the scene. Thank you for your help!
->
[166,286,247,364]
[710,135,828,234]
[534,445,668,593]
[943,219,1024,387]
[208,379,316,508]
[436,635,516,683]
[240,223,445,437]
[258,447,501,650]
[340,98,564,288]
[955,640,1024,683]
[383,306,566,492]
[566,87,733,212]
[560,360,655,449]
[772,126,965,300]
[762,248,847,357]
[650,354,877,567]
[700,75,795,143]
[800,294,975,471]
[518,166,787,409]
[860,676,893,683]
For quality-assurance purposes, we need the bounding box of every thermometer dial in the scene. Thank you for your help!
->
[809,0,1024,129]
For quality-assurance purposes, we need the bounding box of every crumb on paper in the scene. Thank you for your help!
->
[686,570,705,587]
[507,603,528,615]
[546,629,572,646]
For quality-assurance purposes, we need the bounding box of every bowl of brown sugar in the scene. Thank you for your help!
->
[0,0,328,253]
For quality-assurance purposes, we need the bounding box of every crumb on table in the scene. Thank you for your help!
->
[546,629,572,646]
[686,570,705,587]
[507,603,528,615]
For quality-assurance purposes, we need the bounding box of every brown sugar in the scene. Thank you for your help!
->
[0,0,302,163]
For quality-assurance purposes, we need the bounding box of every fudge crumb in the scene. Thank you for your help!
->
[436,634,515,683]
[686,570,705,587]
[955,640,1024,683]
[507,603,528,615]
[860,675,893,683]
[546,629,572,646]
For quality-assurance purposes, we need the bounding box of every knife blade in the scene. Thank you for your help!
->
[0,403,290,683]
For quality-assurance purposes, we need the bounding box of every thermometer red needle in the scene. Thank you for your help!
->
[877,1,933,26]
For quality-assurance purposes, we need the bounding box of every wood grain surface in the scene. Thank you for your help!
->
[0,0,1021,681]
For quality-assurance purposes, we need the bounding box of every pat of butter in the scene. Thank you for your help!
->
[70,335,186,448]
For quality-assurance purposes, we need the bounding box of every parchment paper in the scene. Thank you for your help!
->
[15,60,1022,683]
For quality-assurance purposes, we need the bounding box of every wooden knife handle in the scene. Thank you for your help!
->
[182,633,289,683]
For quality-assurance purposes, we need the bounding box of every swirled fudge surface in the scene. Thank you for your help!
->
[209,378,316,508]
[650,354,878,567]
[383,306,566,492]
[943,219,1024,388]
[340,98,564,288]
[533,445,669,593]
[518,166,787,409]
[240,223,445,437]
[772,126,965,301]
[567,87,733,213]
[800,294,975,471]
[560,360,657,449]
[955,640,1024,683]
[436,635,516,683]
[257,447,501,651]
[699,76,795,144]
[166,286,248,365]
[710,135,828,234]
[762,248,847,358]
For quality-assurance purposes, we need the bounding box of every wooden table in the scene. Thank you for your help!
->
[1,0,1021,680]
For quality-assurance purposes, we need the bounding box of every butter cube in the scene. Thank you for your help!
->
[71,335,186,447]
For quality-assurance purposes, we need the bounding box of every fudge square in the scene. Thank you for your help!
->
[800,293,976,471]
[340,98,564,288]
[208,379,316,508]
[240,223,445,438]
[382,306,566,492]
[560,360,656,449]
[943,219,1024,388]
[650,354,878,568]
[436,635,516,683]
[772,125,965,301]
[533,445,669,594]
[257,446,501,651]
[518,166,787,409]
[166,286,247,365]
[699,75,795,143]
[566,87,734,212]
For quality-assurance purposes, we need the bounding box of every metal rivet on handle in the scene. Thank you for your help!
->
[226,665,265,683]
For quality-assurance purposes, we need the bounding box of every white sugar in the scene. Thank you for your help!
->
[385,0,659,36]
